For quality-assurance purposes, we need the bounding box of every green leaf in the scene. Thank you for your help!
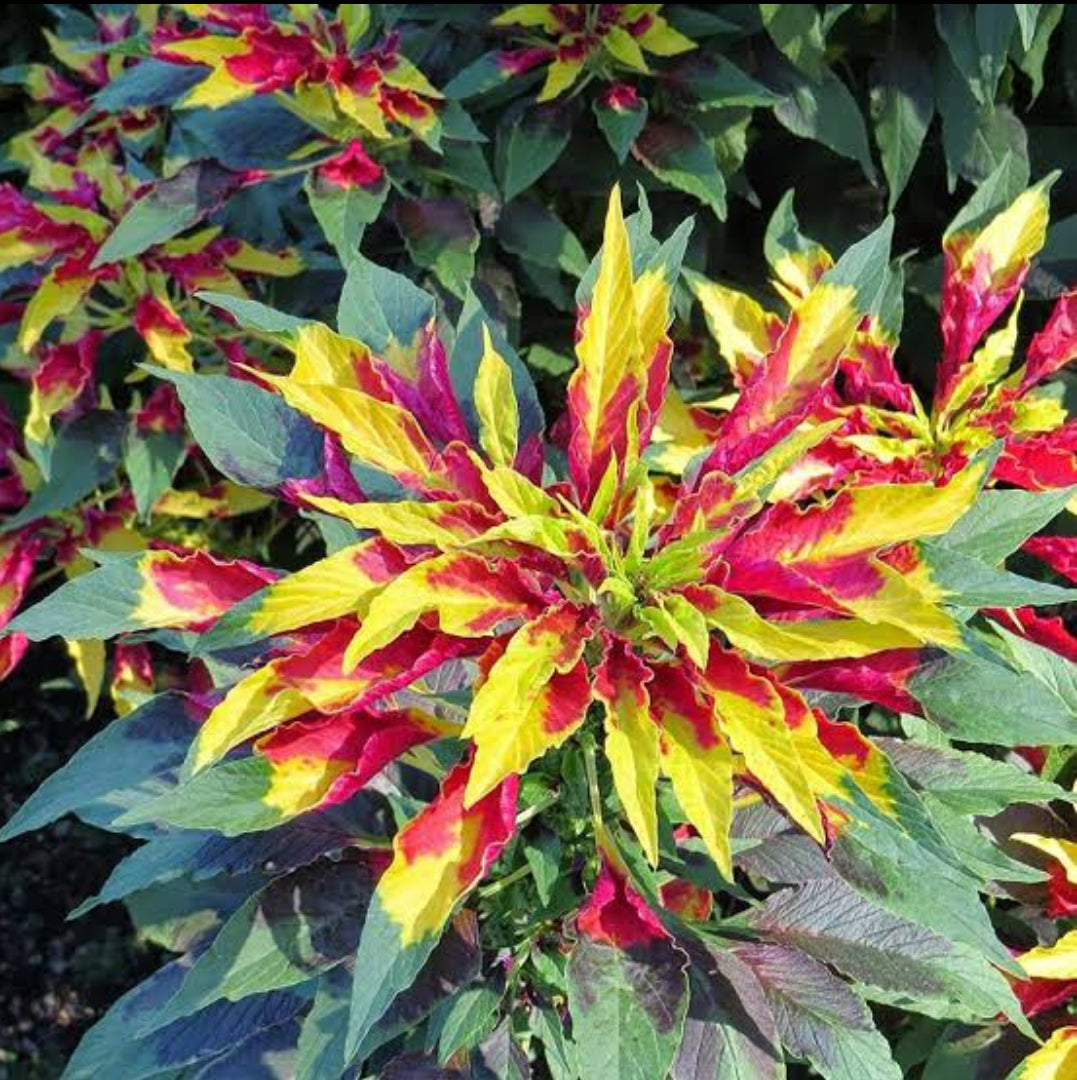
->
[666,54,780,108]
[125,426,185,521]
[395,197,479,298]
[298,914,481,1079]
[73,801,382,918]
[345,896,445,1060]
[739,944,902,1080]
[566,936,689,1080]
[1016,4,1044,49]
[497,199,589,278]
[594,93,648,163]
[877,738,1071,816]
[745,879,1028,1026]
[305,168,387,264]
[0,692,195,841]
[197,291,310,341]
[143,856,377,1030]
[760,4,827,80]
[93,161,246,267]
[633,117,726,219]
[63,958,311,1080]
[338,255,435,353]
[672,941,783,1080]
[435,980,503,1061]
[870,50,934,210]
[117,756,320,836]
[909,635,1077,746]
[936,485,1073,564]
[443,51,510,100]
[821,215,895,316]
[526,344,575,376]
[92,59,206,111]
[150,368,323,489]
[774,68,877,184]
[935,4,1015,106]
[1016,4,1063,101]
[530,1003,581,1080]
[523,827,562,906]
[920,541,1077,607]
[1,411,124,533]
[499,101,576,202]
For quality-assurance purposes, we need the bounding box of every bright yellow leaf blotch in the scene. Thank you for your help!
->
[475,326,519,467]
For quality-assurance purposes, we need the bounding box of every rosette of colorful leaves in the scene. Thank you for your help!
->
[9,184,1077,1079]
[679,158,1077,504]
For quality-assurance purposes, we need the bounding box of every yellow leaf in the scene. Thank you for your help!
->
[19,269,95,352]
[475,326,519,467]
[1019,930,1077,980]
[702,650,824,843]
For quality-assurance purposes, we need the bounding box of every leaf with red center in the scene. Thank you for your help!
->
[659,876,713,922]
[699,646,824,843]
[25,330,100,446]
[649,663,735,879]
[779,649,923,714]
[568,848,689,1080]
[1022,289,1077,389]
[110,642,153,717]
[578,849,671,949]
[346,757,517,1056]
[567,185,642,507]
[133,292,193,373]
[7,548,276,643]
[344,551,547,669]
[1024,535,1077,584]
[189,621,469,773]
[937,174,1054,401]
[198,537,411,654]
[463,601,594,806]
[253,705,444,818]
[595,634,661,866]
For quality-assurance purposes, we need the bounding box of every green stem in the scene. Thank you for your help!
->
[478,862,532,898]
[582,738,603,834]
[515,788,559,829]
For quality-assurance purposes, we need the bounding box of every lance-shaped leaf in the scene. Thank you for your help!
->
[595,635,660,867]
[707,218,893,472]
[152,368,324,489]
[198,539,410,654]
[567,185,642,506]
[261,373,461,497]
[189,623,465,774]
[688,272,782,382]
[689,585,922,661]
[7,550,275,641]
[649,664,735,879]
[62,957,311,1080]
[700,647,824,843]
[144,855,379,1030]
[302,496,499,550]
[746,878,1029,1025]
[939,172,1055,385]
[672,940,783,1080]
[0,692,202,841]
[346,758,517,1057]
[569,856,688,1080]
[739,943,903,1080]
[475,326,519,468]
[463,602,594,806]
[344,551,545,668]
[1009,1028,1077,1080]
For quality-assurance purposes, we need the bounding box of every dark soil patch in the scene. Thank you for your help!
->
[0,642,160,1079]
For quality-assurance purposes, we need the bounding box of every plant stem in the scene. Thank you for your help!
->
[478,862,532,898]
[515,788,559,828]
[582,738,603,834]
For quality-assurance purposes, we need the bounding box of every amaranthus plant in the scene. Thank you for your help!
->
[4,184,1077,1079]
